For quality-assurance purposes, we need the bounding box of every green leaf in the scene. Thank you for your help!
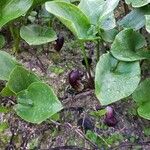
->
[133,79,150,104]
[78,0,105,25]
[100,13,116,30]
[111,28,150,61]
[101,28,118,43]
[106,133,124,145]
[0,35,5,48]
[125,0,150,8]
[15,82,63,124]
[0,122,9,132]
[145,15,150,33]
[98,0,119,30]
[48,65,65,75]
[95,53,141,106]
[0,86,16,97]
[45,1,96,40]
[0,106,10,113]
[0,0,33,28]
[28,138,39,150]
[0,51,19,81]
[144,127,150,136]
[8,66,40,94]
[118,5,150,30]
[137,102,150,120]
[118,9,145,30]
[90,109,107,117]
[20,25,57,45]
[50,113,60,121]
[99,0,119,19]
[86,130,109,147]
[78,0,119,30]
[132,79,150,120]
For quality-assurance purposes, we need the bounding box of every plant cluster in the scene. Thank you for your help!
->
[0,0,150,125]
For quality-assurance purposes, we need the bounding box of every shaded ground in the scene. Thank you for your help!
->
[0,1,150,150]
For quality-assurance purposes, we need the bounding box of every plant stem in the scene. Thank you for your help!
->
[100,39,106,55]
[96,40,100,62]
[80,41,94,88]
[9,24,20,53]
[96,38,106,62]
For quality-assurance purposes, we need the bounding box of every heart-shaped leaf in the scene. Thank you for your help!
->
[78,0,119,30]
[100,0,119,18]
[78,0,105,25]
[15,82,63,123]
[136,103,150,120]
[118,9,145,30]
[100,13,116,30]
[0,0,33,28]
[99,0,119,30]
[20,25,57,45]
[0,86,15,97]
[111,28,150,61]
[125,0,150,8]
[132,79,150,104]
[95,53,141,106]
[8,66,40,94]
[145,15,150,33]
[45,1,96,40]
[118,5,150,30]
[132,79,150,120]
[0,51,19,81]
[101,28,118,43]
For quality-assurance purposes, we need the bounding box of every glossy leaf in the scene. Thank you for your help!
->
[100,13,116,30]
[15,82,63,123]
[78,0,119,30]
[0,51,19,81]
[125,0,150,8]
[145,15,150,33]
[0,35,5,48]
[8,66,40,94]
[78,0,104,25]
[101,28,118,43]
[118,9,145,30]
[20,25,57,45]
[95,53,141,106]
[100,0,119,18]
[132,79,150,120]
[111,28,149,61]
[99,0,119,30]
[137,103,150,120]
[118,5,150,30]
[0,0,33,28]
[45,1,95,40]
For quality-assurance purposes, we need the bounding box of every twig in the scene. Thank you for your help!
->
[61,90,94,104]
[112,141,150,149]
[66,123,99,149]
[50,145,90,150]
[46,121,98,149]
[28,49,47,74]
